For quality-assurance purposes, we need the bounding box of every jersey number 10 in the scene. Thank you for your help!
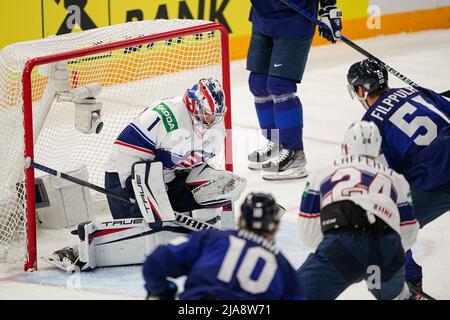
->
[217,235,277,294]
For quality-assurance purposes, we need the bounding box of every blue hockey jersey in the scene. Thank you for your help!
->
[249,0,319,37]
[143,229,305,300]
[362,87,450,190]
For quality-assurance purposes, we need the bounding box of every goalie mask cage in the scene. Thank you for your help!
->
[0,20,232,271]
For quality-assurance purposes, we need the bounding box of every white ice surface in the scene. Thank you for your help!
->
[1,29,449,300]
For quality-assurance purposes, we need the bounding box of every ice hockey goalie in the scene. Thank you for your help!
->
[46,78,247,272]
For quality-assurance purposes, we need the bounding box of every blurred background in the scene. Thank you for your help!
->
[2,0,450,59]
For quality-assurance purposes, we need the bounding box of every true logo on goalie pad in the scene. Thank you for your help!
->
[152,103,178,132]
[101,218,144,227]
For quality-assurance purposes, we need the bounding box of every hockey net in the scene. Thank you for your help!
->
[0,19,231,270]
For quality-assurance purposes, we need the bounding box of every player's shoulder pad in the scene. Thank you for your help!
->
[391,169,411,189]
[307,164,332,187]
[150,98,181,133]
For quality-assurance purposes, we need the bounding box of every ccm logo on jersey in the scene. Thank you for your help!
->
[321,218,337,227]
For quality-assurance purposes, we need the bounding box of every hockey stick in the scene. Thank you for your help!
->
[28,160,221,232]
[408,284,436,300]
[280,0,450,98]
[441,90,450,99]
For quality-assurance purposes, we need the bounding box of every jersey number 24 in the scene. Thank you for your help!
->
[331,168,392,200]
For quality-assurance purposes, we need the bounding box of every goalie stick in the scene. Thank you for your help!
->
[28,160,287,230]
[441,90,450,98]
[28,160,221,232]
[407,284,437,300]
[280,0,450,98]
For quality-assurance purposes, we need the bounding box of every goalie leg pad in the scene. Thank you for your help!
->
[46,218,189,271]
[186,164,247,206]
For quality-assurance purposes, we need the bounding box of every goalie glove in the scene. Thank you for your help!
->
[319,3,343,44]
[186,165,247,206]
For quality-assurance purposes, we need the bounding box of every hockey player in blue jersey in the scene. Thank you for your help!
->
[247,0,342,180]
[347,59,450,296]
[297,121,418,300]
[143,192,305,300]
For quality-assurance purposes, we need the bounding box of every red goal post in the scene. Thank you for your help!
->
[1,20,232,271]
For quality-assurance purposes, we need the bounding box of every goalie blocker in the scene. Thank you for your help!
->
[46,161,246,271]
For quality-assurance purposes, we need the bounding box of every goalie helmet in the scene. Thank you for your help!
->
[347,58,388,109]
[183,78,227,129]
[240,192,281,233]
[342,121,382,158]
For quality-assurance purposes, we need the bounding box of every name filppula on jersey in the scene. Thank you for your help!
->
[370,87,418,121]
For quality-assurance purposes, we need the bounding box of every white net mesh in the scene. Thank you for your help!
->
[0,19,227,266]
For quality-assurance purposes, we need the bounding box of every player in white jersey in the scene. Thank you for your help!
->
[104,77,237,219]
[297,121,419,300]
[47,78,247,272]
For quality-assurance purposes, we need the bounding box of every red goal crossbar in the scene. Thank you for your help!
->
[21,22,232,271]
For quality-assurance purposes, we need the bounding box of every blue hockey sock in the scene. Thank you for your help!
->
[249,72,275,141]
[267,75,303,150]
[405,249,423,283]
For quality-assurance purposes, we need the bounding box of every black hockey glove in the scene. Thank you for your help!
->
[146,280,178,300]
[318,3,343,44]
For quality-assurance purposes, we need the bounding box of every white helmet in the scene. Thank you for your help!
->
[342,121,382,158]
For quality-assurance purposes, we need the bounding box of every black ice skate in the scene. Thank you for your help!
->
[248,141,280,170]
[43,246,85,273]
[262,149,308,181]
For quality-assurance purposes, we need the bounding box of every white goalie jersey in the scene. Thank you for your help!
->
[106,96,226,186]
[298,155,419,251]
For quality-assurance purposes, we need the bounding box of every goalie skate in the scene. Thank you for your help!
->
[43,246,84,273]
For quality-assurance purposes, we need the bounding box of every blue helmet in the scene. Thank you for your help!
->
[240,192,281,233]
[184,78,227,129]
